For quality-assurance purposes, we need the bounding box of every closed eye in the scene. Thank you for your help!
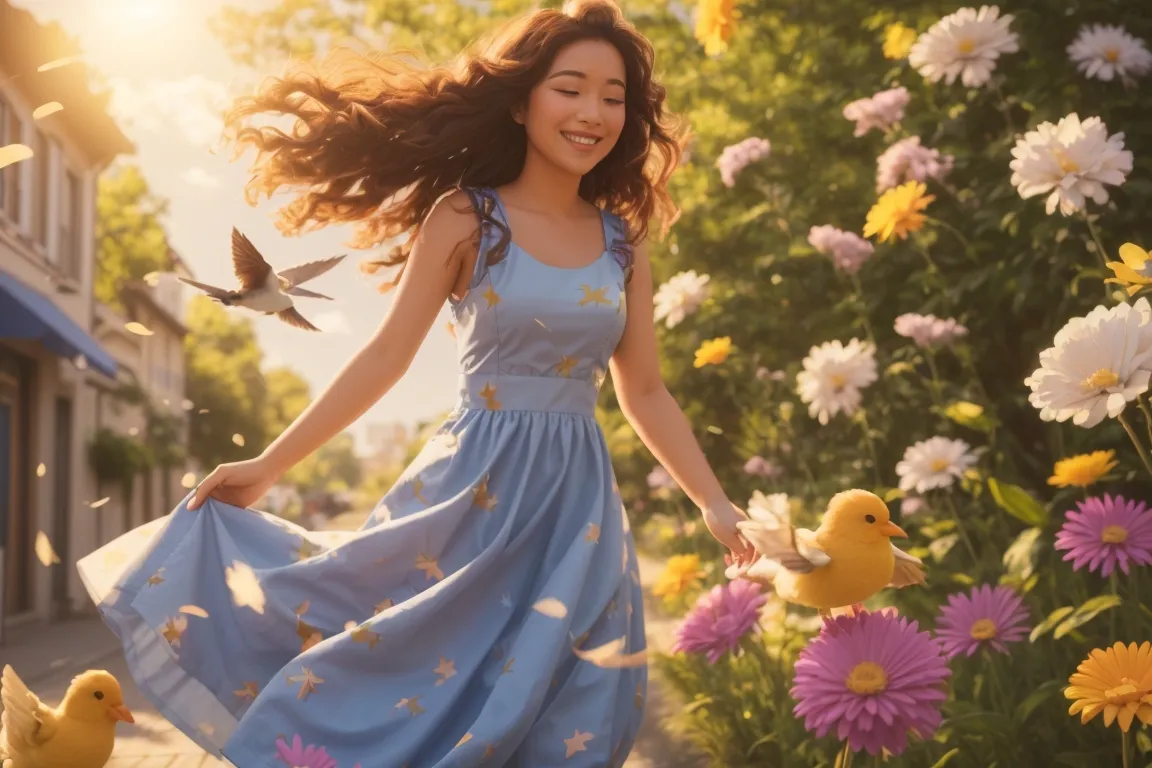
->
[554,90,625,105]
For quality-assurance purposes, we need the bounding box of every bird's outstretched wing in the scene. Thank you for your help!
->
[736,513,831,575]
[231,228,273,292]
[283,285,333,300]
[276,306,320,331]
[277,255,346,288]
[178,277,232,300]
[889,545,926,587]
[1,665,58,755]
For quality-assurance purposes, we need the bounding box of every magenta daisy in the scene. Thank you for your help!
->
[934,584,1030,659]
[790,609,950,756]
[275,734,338,768]
[671,578,767,663]
[1055,494,1152,577]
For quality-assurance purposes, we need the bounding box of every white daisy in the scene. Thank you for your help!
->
[796,339,878,425]
[1009,113,1133,216]
[1067,24,1152,85]
[909,5,1019,88]
[1025,298,1152,428]
[896,437,978,493]
[653,270,711,328]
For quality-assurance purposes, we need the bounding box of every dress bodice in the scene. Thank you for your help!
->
[447,187,632,417]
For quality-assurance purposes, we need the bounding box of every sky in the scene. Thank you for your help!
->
[13,0,461,455]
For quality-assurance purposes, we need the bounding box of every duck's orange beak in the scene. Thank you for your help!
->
[880,520,908,538]
[108,704,135,724]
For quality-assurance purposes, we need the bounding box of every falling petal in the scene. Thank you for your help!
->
[180,604,210,618]
[37,55,83,72]
[0,144,33,170]
[36,463,46,477]
[180,472,197,489]
[181,399,194,410]
[124,321,154,336]
[344,620,358,632]
[90,497,111,508]
[73,355,88,370]
[32,102,63,120]
[533,598,568,618]
[574,644,648,669]
[34,531,60,566]
[232,433,245,447]
[128,427,139,436]
[198,408,209,414]
[225,560,266,614]
[143,271,162,286]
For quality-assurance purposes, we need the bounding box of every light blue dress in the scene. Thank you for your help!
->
[76,186,647,767]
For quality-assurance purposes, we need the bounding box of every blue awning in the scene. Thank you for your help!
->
[0,269,117,378]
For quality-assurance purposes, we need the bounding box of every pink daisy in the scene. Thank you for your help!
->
[671,579,767,663]
[790,609,951,756]
[1055,494,1152,577]
[934,584,1030,659]
[275,734,337,768]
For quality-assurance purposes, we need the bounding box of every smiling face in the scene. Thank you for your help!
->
[514,38,628,177]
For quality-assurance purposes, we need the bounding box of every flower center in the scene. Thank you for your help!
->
[956,38,976,54]
[845,661,888,695]
[1101,524,1129,545]
[829,373,846,390]
[1051,148,1080,174]
[1104,48,1120,63]
[1083,368,1120,391]
[1103,678,1150,705]
[929,458,951,473]
[969,618,997,640]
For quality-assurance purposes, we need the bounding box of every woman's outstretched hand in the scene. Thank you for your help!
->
[187,456,282,511]
[701,501,759,570]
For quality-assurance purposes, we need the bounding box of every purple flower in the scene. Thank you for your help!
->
[791,610,950,756]
[842,87,909,137]
[901,496,926,516]
[934,584,1030,659]
[894,313,968,348]
[647,466,677,491]
[876,136,955,193]
[808,225,875,274]
[716,137,771,187]
[275,734,337,768]
[1055,494,1152,577]
[671,579,767,663]
[743,455,781,477]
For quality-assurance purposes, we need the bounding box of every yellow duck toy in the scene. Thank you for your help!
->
[0,664,134,768]
[725,489,926,615]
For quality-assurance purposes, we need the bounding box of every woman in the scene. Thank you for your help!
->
[78,1,755,765]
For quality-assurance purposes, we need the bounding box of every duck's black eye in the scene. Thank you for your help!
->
[865,514,876,524]
[93,691,104,700]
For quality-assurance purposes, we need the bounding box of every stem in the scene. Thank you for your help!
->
[836,740,855,768]
[848,272,877,348]
[924,349,945,408]
[943,492,980,565]
[1117,411,1152,479]
[993,81,1016,134]
[1083,212,1111,272]
[914,243,953,312]
[1122,729,1131,768]
[927,215,975,259]
[1110,571,1119,640]
[858,411,884,487]
[1138,394,1152,446]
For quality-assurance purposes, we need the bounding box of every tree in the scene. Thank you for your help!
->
[94,163,172,311]
[263,366,312,437]
[284,432,363,493]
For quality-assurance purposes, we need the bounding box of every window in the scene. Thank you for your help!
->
[32,130,50,248]
[59,167,82,279]
[0,96,20,224]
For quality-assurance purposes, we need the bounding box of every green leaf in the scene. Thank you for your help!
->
[1054,594,1124,639]
[929,748,961,768]
[1001,527,1043,582]
[951,572,975,586]
[1014,679,1062,724]
[1030,606,1074,642]
[929,534,958,562]
[744,732,777,755]
[987,478,1049,527]
[940,400,1000,432]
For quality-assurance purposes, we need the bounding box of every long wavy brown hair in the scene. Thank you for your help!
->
[222,0,685,288]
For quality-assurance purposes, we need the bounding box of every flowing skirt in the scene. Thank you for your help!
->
[77,409,647,767]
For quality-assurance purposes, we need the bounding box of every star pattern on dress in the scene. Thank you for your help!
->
[479,382,501,410]
[396,696,425,716]
[483,285,502,308]
[501,657,515,675]
[555,356,578,377]
[374,598,395,615]
[634,681,644,710]
[434,655,457,685]
[564,729,594,758]
[233,681,260,700]
[472,475,498,510]
[586,523,600,543]
[482,743,498,761]
[416,553,444,581]
[500,593,513,608]
[455,733,473,748]
[286,667,323,700]
[412,477,429,505]
[147,567,165,586]
[350,621,382,650]
[160,615,187,648]
[578,285,612,307]
[292,537,319,563]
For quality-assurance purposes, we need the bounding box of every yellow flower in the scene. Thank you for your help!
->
[694,336,732,367]
[863,181,935,243]
[1105,243,1152,297]
[1066,641,1152,732]
[1048,450,1118,488]
[652,554,705,598]
[883,23,918,60]
[694,0,739,56]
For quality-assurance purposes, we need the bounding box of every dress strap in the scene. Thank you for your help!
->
[603,210,634,284]
[460,186,511,289]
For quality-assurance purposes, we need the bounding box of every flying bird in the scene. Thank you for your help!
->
[179,228,345,331]
[725,489,925,615]
[1,664,134,768]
